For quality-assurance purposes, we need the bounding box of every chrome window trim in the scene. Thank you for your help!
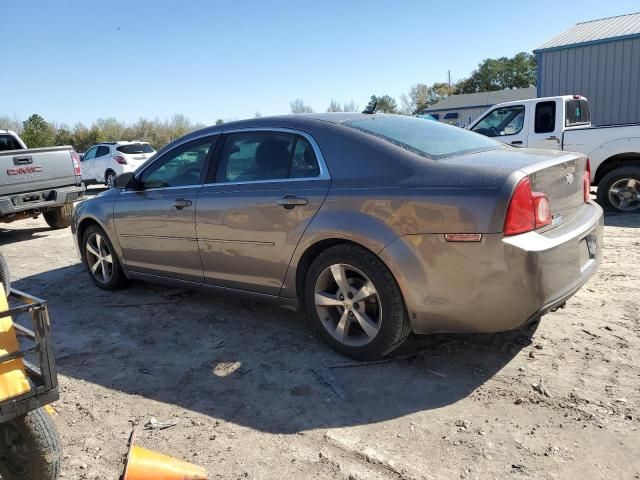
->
[204,127,330,186]
[125,127,330,192]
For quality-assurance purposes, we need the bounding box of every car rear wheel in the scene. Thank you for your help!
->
[305,244,411,360]
[597,166,640,212]
[105,171,116,189]
[82,225,126,290]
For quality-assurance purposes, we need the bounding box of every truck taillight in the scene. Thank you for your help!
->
[583,159,591,202]
[113,155,127,165]
[71,151,82,176]
[504,178,551,236]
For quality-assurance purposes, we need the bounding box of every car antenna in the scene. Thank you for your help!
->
[362,101,377,114]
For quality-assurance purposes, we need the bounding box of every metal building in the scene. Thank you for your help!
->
[535,12,640,126]
[421,87,536,127]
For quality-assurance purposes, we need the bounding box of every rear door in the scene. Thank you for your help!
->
[94,145,111,182]
[196,129,330,295]
[470,105,528,147]
[113,136,217,282]
[527,100,563,150]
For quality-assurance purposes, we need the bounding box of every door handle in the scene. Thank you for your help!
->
[172,198,193,210]
[276,195,308,209]
[545,135,559,142]
[510,140,523,145]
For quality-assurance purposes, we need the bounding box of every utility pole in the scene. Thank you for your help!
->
[447,70,452,95]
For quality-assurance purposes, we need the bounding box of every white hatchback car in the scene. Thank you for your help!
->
[81,141,155,187]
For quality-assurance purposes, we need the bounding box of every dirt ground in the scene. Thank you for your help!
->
[1,187,638,479]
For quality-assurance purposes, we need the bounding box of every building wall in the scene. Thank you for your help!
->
[538,36,640,126]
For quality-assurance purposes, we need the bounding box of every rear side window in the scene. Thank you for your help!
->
[96,146,111,157]
[117,143,155,154]
[0,134,22,151]
[565,99,590,126]
[344,115,501,159]
[216,132,320,183]
[535,101,556,134]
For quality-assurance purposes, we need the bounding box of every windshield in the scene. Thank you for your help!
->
[0,134,23,151]
[117,143,155,154]
[343,115,502,159]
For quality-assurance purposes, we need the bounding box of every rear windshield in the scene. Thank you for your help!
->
[117,143,154,154]
[0,134,23,152]
[342,115,501,159]
[565,99,590,126]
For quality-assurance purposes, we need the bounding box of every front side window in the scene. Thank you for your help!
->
[535,101,556,134]
[141,138,213,189]
[216,132,320,183]
[471,106,525,137]
[83,146,98,161]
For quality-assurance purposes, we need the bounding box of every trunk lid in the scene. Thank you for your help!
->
[438,147,587,229]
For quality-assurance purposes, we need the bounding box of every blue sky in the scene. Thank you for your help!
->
[1,0,638,125]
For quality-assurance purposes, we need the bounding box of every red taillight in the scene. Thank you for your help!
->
[504,178,551,236]
[71,151,82,176]
[113,155,127,165]
[583,159,591,202]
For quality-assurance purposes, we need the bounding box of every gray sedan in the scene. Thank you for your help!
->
[72,114,603,360]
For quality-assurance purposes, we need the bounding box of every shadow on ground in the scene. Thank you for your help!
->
[604,211,640,228]
[15,264,533,434]
[0,226,53,245]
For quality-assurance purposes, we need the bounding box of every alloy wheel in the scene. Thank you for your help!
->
[85,233,114,284]
[314,263,382,347]
[106,173,116,188]
[608,178,640,211]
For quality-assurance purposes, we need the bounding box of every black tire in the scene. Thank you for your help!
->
[42,204,73,230]
[105,170,116,188]
[304,244,411,360]
[0,408,62,480]
[0,251,10,297]
[596,166,640,212]
[81,225,127,290]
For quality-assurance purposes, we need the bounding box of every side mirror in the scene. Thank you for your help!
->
[114,172,140,189]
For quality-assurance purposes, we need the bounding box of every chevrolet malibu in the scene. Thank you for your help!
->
[72,114,603,360]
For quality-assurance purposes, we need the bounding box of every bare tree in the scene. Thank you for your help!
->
[342,100,359,112]
[254,111,263,118]
[327,99,343,112]
[290,99,314,114]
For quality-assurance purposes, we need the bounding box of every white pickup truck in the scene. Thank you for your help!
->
[468,95,640,212]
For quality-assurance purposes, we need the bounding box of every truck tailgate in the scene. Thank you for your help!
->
[0,147,78,195]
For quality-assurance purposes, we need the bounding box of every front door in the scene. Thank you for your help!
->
[470,104,528,147]
[81,146,98,181]
[113,136,217,282]
[196,130,330,295]
[527,100,562,150]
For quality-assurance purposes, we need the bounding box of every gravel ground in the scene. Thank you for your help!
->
[1,189,638,479]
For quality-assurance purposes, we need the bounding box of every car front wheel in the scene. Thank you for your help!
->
[82,225,126,290]
[305,244,411,360]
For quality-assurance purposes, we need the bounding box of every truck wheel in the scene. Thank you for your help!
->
[42,204,73,230]
[0,408,62,480]
[596,166,640,212]
[0,251,10,297]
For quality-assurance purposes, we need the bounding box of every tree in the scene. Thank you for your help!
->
[21,114,55,148]
[0,115,23,134]
[215,119,224,125]
[327,99,343,112]
[366,95,398,114]
[290,99,313,114]
[455,52,536,94]
[254,111,262,118]
[400,83,452,114]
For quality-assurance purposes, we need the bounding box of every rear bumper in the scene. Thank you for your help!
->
[380,201,604,334]
[0,185,85,217]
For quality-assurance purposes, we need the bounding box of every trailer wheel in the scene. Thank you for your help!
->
[0,251,10,297]
[0,408,62,480]
[43,204,73,230]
